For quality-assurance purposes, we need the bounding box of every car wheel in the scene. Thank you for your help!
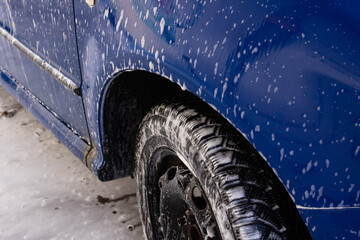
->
[135,99,289,239]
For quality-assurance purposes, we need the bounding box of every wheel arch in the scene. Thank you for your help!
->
[98,70,185,181]
[97,69,311,237]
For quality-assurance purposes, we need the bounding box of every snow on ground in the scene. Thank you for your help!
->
[0,86,144,240]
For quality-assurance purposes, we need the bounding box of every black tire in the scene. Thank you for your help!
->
[135,99,309,239]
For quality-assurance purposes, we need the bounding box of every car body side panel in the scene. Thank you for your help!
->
[299,207,360,238]
[74,0,360,209]
[0,0,90,141]
[74,1,360,236]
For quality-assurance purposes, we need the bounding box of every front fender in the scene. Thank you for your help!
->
[74,0,360,214]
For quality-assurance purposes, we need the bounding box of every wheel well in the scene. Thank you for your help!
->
[99,70,184,181]
[100,70,310,238]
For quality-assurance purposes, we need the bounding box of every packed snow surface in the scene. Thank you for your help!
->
[0,87,144,240]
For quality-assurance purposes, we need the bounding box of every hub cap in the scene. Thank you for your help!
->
[150,164,220,239]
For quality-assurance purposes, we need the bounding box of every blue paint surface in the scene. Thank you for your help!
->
[0,0,90,141]
[1,0,360,238]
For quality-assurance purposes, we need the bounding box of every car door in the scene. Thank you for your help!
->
[0,0,89,141]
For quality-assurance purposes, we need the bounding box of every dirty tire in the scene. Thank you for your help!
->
[135,99,297,239]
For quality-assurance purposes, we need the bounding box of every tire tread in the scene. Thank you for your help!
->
[136,98,310,240]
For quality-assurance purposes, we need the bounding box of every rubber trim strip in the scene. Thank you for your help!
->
[296,205,360,210]
[0,26,81,96]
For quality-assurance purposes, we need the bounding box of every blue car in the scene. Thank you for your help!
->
[0,0,359,239]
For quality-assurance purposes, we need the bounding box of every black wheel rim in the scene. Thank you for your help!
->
[147,148,221,240]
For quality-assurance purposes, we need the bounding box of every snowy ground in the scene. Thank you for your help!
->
[0,86,144,240]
